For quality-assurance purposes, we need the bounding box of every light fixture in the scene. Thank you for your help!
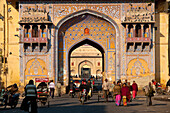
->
[0,13,4,21]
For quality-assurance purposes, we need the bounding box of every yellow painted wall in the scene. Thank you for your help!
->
[0,0,20,88]
[158,13,169,86]
[155,0,170,87]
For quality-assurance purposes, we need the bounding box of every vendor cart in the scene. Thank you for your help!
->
[35,78,50,107]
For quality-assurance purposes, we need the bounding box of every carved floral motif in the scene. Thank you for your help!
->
[53,4,121,20]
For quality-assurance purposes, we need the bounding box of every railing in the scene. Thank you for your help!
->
[23,37,47,43]
[126,37,151,42]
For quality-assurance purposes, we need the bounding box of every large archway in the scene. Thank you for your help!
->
[57,10,119,86]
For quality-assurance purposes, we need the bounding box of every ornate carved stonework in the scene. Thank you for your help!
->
[122,3,155,23]
[53,4,121,20]
[19,5,51,23]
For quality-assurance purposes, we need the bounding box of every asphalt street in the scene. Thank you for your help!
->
[0,94,170,113]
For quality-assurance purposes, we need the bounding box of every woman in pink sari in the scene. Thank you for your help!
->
[132,81,138,99]
[113,82,121,106]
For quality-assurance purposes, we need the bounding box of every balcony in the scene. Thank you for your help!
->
[126,37,151,43]
[23,37,47,43]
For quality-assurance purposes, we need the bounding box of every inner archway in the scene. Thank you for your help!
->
[69,40,105,82]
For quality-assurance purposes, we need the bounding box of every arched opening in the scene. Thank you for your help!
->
[24,25,30,38]
[68,39,105,82]
[128,24,133,38]
[135,24,141,37]
[144,24,149,38]
[57,10,118,86]
[40,25,46,38]
[32,25,38,37]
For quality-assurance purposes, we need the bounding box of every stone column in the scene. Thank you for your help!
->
[126,24,128,37]
[149,24,151,38]
[29,25,32,37]
[29,25,32,51]
[38,25,41,37]
[141,24,144,37]
[45,25,48,51]
[22,25,25,38]
[38,25,41,51]
[45,25,48,38]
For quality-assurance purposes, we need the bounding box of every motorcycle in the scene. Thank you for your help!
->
[80,89,87,105]
[1,90,20,109]
[69,88,75,98]
[156,82,166,95]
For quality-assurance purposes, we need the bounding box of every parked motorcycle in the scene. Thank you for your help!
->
[69,88,75,98]
[0,90,20,109]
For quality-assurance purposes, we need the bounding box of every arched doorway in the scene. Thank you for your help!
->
[70,43,104,80]
[57,10,118,86]
[81,65,91,79]
[79,61,93,77]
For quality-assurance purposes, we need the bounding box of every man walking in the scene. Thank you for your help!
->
[144,82,155,106]
[102,79,110,102]
[49,80,55,98]
[21,80,37,113]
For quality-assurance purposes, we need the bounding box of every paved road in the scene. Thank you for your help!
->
[0,94,170,113]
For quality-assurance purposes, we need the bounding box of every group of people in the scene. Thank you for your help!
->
[102,78,170,106]
[102,79,138,106]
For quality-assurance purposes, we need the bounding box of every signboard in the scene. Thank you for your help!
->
[35,78,49,82]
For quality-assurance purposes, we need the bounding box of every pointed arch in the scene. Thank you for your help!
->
[55,9,119,85]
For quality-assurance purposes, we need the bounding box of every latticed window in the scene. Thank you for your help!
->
[144,24,149,37]
[135,25,141,37]
[32,25,38,37]
[41,25,46,38]
[128,24,133,37]
[24,25,30,38]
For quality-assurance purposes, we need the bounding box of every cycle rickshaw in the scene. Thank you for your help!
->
[35,78,50,107]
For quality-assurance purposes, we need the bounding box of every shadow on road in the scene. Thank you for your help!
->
[0,107,20,111]
[153,104,167,106]
[38,105,107,113]
[44,102,79,107]
[127,103,143,106]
